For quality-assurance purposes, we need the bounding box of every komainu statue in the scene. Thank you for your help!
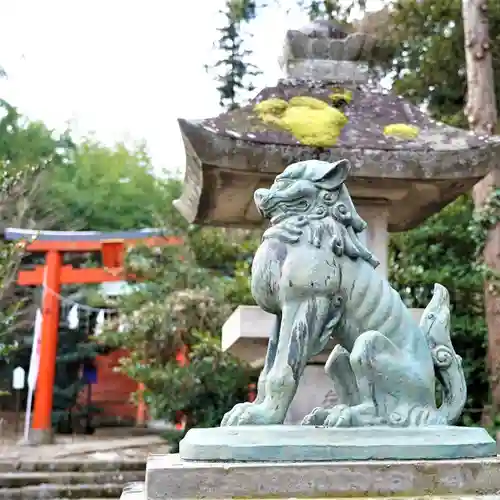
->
[221,159,467,428]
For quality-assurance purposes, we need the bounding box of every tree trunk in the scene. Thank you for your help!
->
[462,0,499,422]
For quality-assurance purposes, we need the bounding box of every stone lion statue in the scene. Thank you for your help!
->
[221,159,467,428]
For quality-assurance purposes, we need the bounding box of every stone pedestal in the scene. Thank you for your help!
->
[180,426,496,462]
[122,452,500,499]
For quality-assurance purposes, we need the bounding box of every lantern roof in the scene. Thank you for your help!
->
[175,19,500,230]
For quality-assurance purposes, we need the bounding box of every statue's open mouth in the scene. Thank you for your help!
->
[254,188,304,218]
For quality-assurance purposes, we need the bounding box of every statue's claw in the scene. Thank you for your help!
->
[301,407,329,426]
[221,402,253,426]
[221,402,281,426]
[304,402,383,428]
[302,405,352,427]
[323,404,351,427]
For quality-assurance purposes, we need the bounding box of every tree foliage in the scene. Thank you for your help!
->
[51,306,110,433]
[101,237,258,449]
[210,0,368,110]
[0,99,73,357]
[389,196,487,424]
[362,0,500,127]
[206,0,261,110]
[37,138,185,232]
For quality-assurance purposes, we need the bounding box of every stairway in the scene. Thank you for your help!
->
[0,458,146,499]
[120,482,145,500]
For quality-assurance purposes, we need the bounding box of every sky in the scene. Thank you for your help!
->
[0,0,383,177]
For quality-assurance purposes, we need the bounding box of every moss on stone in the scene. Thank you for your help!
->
[288,96,329,110]
[329,89,353,106]
[253,96,348,147]
[383,123,420,139]
[254,98,288,116]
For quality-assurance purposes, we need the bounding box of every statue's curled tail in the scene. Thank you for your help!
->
[420,283,467,424]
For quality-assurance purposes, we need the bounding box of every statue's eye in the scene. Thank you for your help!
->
[273,180,292,190]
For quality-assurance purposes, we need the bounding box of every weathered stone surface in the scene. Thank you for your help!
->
[285,59,368,81]
[179,425,496,462]
[199,85,492,152]
[146,453,500,499]
[0,482,125,499]
[0,470,144,488]
[176,113,498,228]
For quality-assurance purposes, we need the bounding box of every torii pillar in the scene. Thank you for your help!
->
[7,228,179,444]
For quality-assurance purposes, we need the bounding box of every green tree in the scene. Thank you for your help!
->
[0,99,74,399]
[207,0,261,110]
[361,0,500,127]
[389,195,488,425]
[37,138,186,232]
[27,139,189,427]
[101,240,257,451]
[51,305,110,433]
[210,0,367,109]
[0,99,73,346]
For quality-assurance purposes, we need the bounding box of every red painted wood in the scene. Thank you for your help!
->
[32,251,62,433]
[89,349,143,422]
[18,266,127,286]
[18,233,182,429]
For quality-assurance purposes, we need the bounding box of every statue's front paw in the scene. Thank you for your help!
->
[324,404,352,427]
[220,402,253,426]
[301,407,330,426]
[302,405,352,427]
[220,402,281,426]
[322,402,383,427]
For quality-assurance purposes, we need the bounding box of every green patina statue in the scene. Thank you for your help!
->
[221,159,467,429]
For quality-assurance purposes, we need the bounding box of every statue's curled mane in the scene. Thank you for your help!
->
[262,183,380,269]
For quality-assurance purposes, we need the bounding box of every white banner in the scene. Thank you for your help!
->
[23,306,43,442]
[27,308,43,390]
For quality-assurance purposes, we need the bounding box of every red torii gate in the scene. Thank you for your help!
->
[5,227,181,444]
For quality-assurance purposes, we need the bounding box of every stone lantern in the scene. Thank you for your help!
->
[174,19,500,422]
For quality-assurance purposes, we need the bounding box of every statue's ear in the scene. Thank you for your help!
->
[310,159,351,189]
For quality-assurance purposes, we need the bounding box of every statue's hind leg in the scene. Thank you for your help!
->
[331,330,435,427]
[301,344,361,426]
[305,330,436,427]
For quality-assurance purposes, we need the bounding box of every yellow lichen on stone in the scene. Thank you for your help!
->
[253,96,348,147]
[383,123,420,140]
[288,96,329,110]
[254,98,288,116]
[329,89,353,106]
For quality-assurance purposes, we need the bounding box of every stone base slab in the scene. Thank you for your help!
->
[121,479,500,500]
[146,453,500,499]
[179,425,496,462]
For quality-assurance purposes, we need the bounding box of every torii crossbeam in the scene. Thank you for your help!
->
[5,227,181,444]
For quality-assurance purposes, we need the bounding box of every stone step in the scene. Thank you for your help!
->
[118,481,500,500]
[0,483,124,499]
[0,470,145,488]
[120,482,144,500]
[0,459,146,473]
